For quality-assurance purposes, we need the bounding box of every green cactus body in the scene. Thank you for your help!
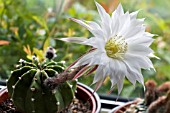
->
[7,60,76,113]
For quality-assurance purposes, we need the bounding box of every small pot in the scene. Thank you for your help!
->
[109,99,141,113]
[0,82,101,113]
[76,82,101,113]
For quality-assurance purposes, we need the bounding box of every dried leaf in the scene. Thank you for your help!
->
[23,45,32,55]
[109,0,119,13]
[0,40,10,45]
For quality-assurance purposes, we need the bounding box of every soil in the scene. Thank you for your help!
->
[0,99,19,113]
[63,98,91,113]
[0,98,91,113]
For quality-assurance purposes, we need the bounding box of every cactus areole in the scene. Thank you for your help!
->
[7,48,76,113]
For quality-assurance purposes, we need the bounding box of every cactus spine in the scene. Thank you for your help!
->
[7,47,76,113]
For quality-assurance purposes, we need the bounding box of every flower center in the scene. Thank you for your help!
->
[105,36,128,59]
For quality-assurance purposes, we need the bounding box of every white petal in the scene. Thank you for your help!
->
[88,52,108,66]
[123,60,144,86]
[95,2,110,21]
[99,53,110,65]
[86,21,105,38]
[145,56,155,70]
[127,44,153,56]
[95,1,111,39]
[130,11,139,19]
[102,62,110,76]
[123,61,140,85]
[126,70,137,86]
[149,53,160,59]
[93,66,104,84]
[111,13,119,36]
[57,37,88,44]
[136,73,145,89]
[115,4,124,16]
[130,18,145,27]
[83,37,106,51]
[118,12,131,36]
[127,36,154,47]
[94,79,105,92]
[70,18,104,38]
[113,60,127,76]
[109,74,118,88]
[124,53,154,70]
[109,59,127,93]
[87,21,101,30]
[145,32,155,37]
[111,4,125,36]
[117,75,125,94]
[109,60,118,87]
[126,32,154,47]
[130,69,144,87]
[72,50,99,68]
[70,18,92,30]
[124,26,145,39]
[111,60,126,94]
[88,52,102,66]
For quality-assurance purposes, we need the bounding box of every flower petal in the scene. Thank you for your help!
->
[123,59,145,87]
[94,79,105,92]
[108,59,127,94]
[111,12,119,36]
[126,32,154,47]
[124,26,145,39]
[95,1,112,39]
[93,65,104,84]
[149,53,160,59]
[70,18,92,30]
[124,53,154,70]
[127,44,153,56]
[115,4,124,16]
[87,21,101,30]
[130,11,139,19]
[57,37,88,44]
[86,21,105,38]
[72,50,100,68]
[83,37,106,51]
[118,12,131,36]
[70,18,105,39]
[117,75,125,95]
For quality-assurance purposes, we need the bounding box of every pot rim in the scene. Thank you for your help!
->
[0,88,8,104]
[109,99,142,113]
[77,82,101,113]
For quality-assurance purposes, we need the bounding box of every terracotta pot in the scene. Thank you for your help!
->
[0,88,8,104]
[0,82,101,113]
[109,99,141,113]
[76,82,101,113]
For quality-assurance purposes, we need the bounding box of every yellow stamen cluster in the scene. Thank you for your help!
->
[105,36,127,59]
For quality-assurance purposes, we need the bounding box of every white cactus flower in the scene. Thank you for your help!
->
[59,2,156,94]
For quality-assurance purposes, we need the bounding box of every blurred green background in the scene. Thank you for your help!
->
[0,0,170,98]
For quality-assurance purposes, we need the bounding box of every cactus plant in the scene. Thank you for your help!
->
[7,47,76,113]
[121,80,170,113]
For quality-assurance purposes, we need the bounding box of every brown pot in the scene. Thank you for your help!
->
[0,88,8,104]
[0,82,101,113]
[110,99,141,113]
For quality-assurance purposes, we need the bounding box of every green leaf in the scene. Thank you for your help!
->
[33,48,44,61]
[43,38,50,52]
[32,16,48,31]
[159,65,170,79]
